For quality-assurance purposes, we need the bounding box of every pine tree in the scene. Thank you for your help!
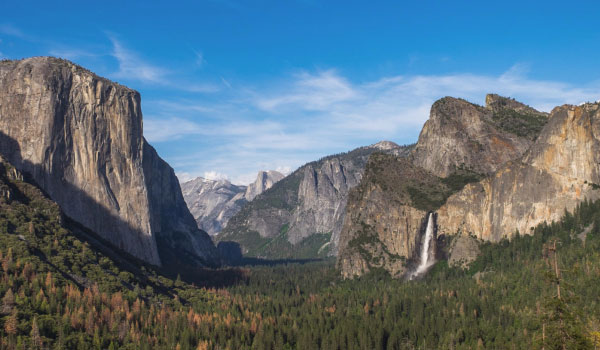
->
[1,288,15,314]
[538,240,592,350]
[4,311,18,335]
[31,316,42,350]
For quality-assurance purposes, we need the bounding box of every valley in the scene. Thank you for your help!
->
[1,35,600,348]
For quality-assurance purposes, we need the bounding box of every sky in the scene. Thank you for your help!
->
[2,1,600,184]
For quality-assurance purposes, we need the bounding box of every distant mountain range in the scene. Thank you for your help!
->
[181,170,284,235]
[216,141,412,259]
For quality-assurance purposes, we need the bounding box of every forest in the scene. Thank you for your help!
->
[1,159,600,349]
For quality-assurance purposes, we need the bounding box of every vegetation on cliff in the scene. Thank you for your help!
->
[489,107,548,141]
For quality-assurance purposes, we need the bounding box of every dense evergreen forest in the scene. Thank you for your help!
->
[1,160,600,349]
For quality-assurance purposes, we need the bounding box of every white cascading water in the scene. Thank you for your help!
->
[409,212,435,279]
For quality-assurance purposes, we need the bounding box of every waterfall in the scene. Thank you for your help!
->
[409,212,435,279]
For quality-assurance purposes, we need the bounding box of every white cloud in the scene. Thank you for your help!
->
[0,24,28,39]
[176,172,195,184]
[256,70,358,111]
[221,77,232,89]
[107,37,220,93]
[144,116,206,142]
[203,171,229,181]
[48,48,97,60]
[150,64,600,185]
[194,50,205,67]
[109,36,167,84]
[275,166,292,175]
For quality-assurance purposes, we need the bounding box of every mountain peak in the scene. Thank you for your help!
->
[245,170,284,201]
[370,140,401,151]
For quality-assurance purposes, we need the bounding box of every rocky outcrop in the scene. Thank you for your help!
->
[181,170,283,235]
[412,96,546,177]
[437,102,600,241]
[337,95,548,278]
[485,94,547,117]
[447,235,480,269]
[219,142,413,258]
[0,57,219,267]
[245,170,284,201]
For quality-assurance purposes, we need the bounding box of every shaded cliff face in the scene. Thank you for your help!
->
[337,95,547,278]
[0,57,219,267]
[181,170,283,235]
[218,142,412,259]
[412,96,546,177]
[437,103,600,241]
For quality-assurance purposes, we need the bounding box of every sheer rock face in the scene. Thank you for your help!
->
[219,142,412,257]
[336,162,428,278]
[0,57,219,267]
[437,103,600,241]
[286,156,363,246]
[337,95,547,278]
[412,96,537,177]
[181,170,283,236]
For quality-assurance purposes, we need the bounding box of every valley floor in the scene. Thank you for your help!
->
[2,180,600,349]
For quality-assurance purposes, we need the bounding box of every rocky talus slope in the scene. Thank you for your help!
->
[437,102,600,241]
[218,141,412,259]
[338,95,548,278]
[181,170,283,235]
[0,57,219,267]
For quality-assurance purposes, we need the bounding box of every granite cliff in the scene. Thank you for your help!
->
[412,95,547,177]
[218,142,412,259]
[181,170,283,235]
[0,57,219,267]
[338,95,548,278]
[437,102,600,241]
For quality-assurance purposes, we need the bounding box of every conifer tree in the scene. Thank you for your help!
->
[538,240,592,350]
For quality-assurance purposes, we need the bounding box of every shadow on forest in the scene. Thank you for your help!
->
[167,241,325,289]
[216,240,324,266]
[0,131,325,291]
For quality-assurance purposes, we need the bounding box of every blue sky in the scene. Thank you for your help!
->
[2,1,600,184]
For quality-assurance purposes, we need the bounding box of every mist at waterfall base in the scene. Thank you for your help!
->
[408,212,436,280]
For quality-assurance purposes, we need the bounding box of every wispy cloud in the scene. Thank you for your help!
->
[144,116,207,142]
[256,70,358,111]
[193,50,205,67]
[107,37,220,93]
[0,24,29,40]
[152,64,600,184]
[109,36,167,84]
[48,48,98,60]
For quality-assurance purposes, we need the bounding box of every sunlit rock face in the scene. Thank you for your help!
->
[337,95,549,278]
[412,95,545,177]
[437,103,600,241]
[0,57,219,267]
